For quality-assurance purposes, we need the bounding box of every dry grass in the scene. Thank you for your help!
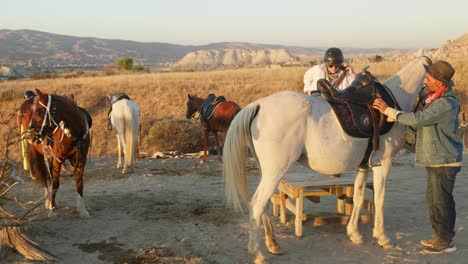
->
[1,59,467,158]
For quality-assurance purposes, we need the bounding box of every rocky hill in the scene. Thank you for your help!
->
[172,48,294,70]
[0,29,193,68]
[438,33,468,60]
[366,34,468,63]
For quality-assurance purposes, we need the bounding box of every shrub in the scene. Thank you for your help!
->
[116,57,134,71]
[143,119,203,153]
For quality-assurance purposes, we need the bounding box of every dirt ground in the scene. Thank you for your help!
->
[3,152,468,264]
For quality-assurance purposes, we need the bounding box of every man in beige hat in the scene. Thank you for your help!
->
[373,60,462,254]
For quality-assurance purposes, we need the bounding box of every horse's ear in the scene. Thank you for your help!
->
[415,48,424,58]
[188,94,192,99]
[431,48,443,61]
[35,89,47,103]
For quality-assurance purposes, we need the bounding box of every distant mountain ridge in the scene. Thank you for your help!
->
[0,29,406,71]
[0,29,193,67]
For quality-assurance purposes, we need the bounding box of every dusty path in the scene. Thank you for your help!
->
[3,153,468,263]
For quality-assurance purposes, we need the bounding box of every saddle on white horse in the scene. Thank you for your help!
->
[317,71,399,167]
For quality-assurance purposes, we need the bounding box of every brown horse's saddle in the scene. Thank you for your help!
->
[317,71,399,167]
[201,94,226,122]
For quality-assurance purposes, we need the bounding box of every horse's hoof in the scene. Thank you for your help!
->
[254,252,266,264]
[80,209,90,218]
[266,242,280,255]
[199,159,205,164]
[48,210,57,218]
[348,231,364,244]
[377,236,394,249]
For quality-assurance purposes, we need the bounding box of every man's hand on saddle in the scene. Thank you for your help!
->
[372,98,389,113]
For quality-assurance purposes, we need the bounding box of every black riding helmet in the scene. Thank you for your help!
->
[24,90,36,99]
[324,47,344,65]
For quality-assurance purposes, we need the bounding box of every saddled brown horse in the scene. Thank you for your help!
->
[17,89,91,218]
[186,94,241,163]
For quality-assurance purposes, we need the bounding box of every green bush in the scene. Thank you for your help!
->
[143,119,203,153]
[116,57,134,71]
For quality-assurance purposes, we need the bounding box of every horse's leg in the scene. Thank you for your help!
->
[75,159,90,218]
[346,168,369,244]
[116,134,123,169]
[200,126,208,164]
[48,159,62,218]
[44,187,52,210]
[137,123,142,161]
[262,213,280,254]
[372,159,393,248]
[213,131,222,163]
[249,175,283,263]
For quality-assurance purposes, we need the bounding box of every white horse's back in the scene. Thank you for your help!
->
[250,91,368,174]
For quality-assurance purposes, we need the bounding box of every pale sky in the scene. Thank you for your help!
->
[2,0,467,49]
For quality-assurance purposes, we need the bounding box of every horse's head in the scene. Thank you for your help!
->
[26,89,87,143]
[23,89,58,143]
[383,52,433,112]
[186,94,198,119]
[17,93,36,141]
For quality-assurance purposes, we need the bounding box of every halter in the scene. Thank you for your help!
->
[408,56,433,113]
[31,95,60,139]
[189,111,201,122]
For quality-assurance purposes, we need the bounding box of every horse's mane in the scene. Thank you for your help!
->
[51,94,89,137]
[383,56,429,111]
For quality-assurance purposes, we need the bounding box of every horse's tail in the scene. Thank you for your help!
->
[223,104,260,211]
[124,105,139,170]
[27,145,50,188]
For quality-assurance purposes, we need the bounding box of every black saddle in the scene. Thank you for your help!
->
[317,71,399,168]
[201,94,226,122]
[318,73,377,105]
[114,92,131,102]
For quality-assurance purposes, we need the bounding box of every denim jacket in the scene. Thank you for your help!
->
[396,87,463,166]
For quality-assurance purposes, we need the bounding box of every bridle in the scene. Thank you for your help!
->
[33,95,59,139]
[187,100,201,122]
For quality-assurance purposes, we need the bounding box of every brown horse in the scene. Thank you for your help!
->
[186,94,241,163]
[17,89,91,218]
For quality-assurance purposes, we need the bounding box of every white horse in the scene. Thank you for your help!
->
[223,53,433,263]
[109,95,140,173]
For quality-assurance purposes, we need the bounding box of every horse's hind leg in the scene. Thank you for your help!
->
[347,168,368,244]
[213,132,223,163]
[74,160,90,218]
[116,135,123,169]
[249,172,284,262]
[200,125,208,164]
[262,213,280,254]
